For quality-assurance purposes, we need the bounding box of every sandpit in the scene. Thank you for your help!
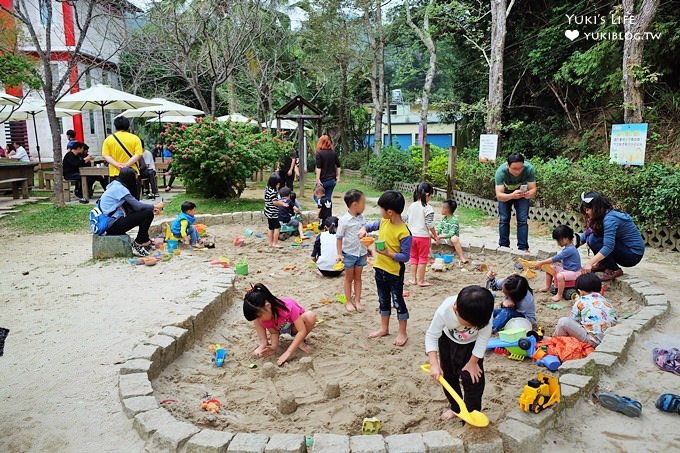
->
[153,222,640,442]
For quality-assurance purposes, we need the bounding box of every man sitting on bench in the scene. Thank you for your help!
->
[63,141,106,203]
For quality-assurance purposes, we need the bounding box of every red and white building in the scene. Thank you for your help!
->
[1,0,140,158]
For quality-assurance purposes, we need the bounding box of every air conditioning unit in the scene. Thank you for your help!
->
[391,89,403,104]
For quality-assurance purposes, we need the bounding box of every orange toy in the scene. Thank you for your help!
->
[360,236,375,247]
[201,399,222,414]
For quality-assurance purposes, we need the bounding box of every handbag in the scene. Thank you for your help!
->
[89,199,115,235]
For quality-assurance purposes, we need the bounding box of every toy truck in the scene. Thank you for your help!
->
[519,373,560,413]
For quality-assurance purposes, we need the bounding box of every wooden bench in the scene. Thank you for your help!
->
[44,172,72,202]
[0,178,29,199]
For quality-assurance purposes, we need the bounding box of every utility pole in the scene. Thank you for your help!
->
[386,84,393,147]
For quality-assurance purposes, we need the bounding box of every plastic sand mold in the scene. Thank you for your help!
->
[336,294,347,304]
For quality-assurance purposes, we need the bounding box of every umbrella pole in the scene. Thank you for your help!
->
[158,112,166,187]
[31,113,42,163]
[101,104,108,139]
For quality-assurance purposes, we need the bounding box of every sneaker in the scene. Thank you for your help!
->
[598,392,642,417]
[79,198,89,204]
[145,194,155,200]
[153,193,160,198]
[164,186,172,192]
[132,242,150,257]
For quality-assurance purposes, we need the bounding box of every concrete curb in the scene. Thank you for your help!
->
[119,211,669,453]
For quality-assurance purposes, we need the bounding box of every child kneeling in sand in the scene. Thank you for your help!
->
[554,273,617,346]
[243,283,317,366]
[311,217,343,277]
[425,285,494,421]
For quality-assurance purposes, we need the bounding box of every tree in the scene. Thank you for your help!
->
[405,0,437,171]
[487,0,515,134]
[360,0,386,154]
[1,1,131,207]
[127,0,272,117]
[621,0,660,124]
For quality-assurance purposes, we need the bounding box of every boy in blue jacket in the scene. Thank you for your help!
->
[171,201,202,247]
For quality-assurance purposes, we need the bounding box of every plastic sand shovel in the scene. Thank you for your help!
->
[420,364,489,427]
[215,346,227,367]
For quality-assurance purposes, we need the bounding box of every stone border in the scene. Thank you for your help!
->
[117,212,671,452]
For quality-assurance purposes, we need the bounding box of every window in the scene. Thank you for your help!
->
[39,0,49,25]
[85,70,92,88]
[89,111,96,135]
[389,104,398,115]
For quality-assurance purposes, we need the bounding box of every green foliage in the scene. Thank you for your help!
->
[639,171,680,229]
[503,119,564,159]
[455,159,496,200]
[0,53,41,89]
[362,147,420,190]
[341,150,371,170]
[164,119,292,198]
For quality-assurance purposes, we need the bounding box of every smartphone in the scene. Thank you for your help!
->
[520,184,528,192]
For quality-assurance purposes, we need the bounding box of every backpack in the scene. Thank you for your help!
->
[89,200,112,235]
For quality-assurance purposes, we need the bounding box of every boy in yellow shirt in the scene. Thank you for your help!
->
[361,190,413,347]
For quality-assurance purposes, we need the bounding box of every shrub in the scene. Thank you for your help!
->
[341,150,370,171]
[362,146,420,190]
[164,119,292,198]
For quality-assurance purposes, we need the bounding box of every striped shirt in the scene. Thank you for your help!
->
[264,187,278,219]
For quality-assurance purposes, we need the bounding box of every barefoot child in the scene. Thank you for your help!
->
[425,285,494,421]
[436,199,468,264]
[361,190,412,346]
[264,174,285,248]
[311,217,343,277]
[243,283,317,366]
[336,190,368,312]
[170,201,203,247]
[486,273,537,333]
[554,273,617,346]
[406,182,439,286]
[533,225,582,301]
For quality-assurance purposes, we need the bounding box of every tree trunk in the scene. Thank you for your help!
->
[338,59,352,155]
[364,0,385,154]
[487,0,508,135]
[622,0,659,124]
[405,0,436,172]
[227,74,237,114]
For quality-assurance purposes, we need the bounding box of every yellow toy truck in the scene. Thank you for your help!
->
[519,373,561,413]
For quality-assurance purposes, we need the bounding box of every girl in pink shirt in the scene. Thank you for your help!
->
[243,283,317,366]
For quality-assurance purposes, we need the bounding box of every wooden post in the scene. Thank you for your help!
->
[298,115,306,198]
[447,145,457,199]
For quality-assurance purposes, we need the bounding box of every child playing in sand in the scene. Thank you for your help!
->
[486,273,537,333]
[278,187,306,239]
[314,184,333,225]
[311,217,343,277]
[436,199,468,264]
[243,283,317,366]
[361,190,412,346]
[336,190,368,312]
[554,273,617,346]
[425,285,494,421]
[171,201,203,247]
[406,182,439,287]
[532,225,582,301]
[264,174,284,248]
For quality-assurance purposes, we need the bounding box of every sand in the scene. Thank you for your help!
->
[152,223,635,442]
[0,209,677,452]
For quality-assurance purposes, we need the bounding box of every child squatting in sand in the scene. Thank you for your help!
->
[243,283,317,366]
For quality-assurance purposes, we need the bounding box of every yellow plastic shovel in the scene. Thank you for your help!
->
[420,364,489,427]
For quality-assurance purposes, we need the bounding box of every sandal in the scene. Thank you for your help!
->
[600,268,623,281]
[656,393,680,414]
[598,392,642,417]
[653,348,680,376]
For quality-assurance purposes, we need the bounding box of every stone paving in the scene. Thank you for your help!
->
[114,212,670,453]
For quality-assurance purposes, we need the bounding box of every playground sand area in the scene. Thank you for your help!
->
[153,222,639,441]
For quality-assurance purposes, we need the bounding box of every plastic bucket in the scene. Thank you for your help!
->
[167,239,179,253]
[375,240,386,251]
[235,263,249,276]
[443,254,454,264]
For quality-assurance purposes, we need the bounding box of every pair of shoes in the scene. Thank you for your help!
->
[600,268,623,281]
[598,392,642,417]
[653,348,680,375]
[132,242,151,257]
[591,263,606,272]
[79,198,89,204]
[656,393,680,414]
[164,186,172,192]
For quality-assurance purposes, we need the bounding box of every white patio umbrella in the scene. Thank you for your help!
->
[145,115,199,124]
[0,92,21,106]
[217,113,258,125]
[5,99,80,162]
[261,119,311,131]
[55,84,161,135]
[117,98,204,120]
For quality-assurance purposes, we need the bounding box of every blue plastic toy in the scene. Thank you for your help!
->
[486,335,537,360]
[537,354,561,371]
[215,346,227,367]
